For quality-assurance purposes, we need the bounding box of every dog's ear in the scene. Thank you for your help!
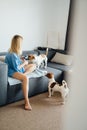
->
[32,55,35,59]
[28,55,31,60]
[28,55,35,60]
[28,55,32,58]
[45,73,54,78]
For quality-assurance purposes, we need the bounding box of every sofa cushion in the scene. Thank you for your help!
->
[51,52,73,66]
[48,62,72,71]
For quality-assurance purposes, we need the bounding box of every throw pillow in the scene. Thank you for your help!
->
[51,52,73,66]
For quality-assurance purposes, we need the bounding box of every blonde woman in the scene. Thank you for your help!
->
[5,35,36,110]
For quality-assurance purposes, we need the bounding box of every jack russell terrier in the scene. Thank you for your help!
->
[28,54,47,69]
[45,73,69,104]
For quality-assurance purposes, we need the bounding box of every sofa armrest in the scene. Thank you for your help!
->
[0,61,8,106]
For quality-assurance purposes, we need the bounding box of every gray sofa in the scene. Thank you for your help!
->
[0,48,72,106]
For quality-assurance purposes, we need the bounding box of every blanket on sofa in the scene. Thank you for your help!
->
[8,68,47,86]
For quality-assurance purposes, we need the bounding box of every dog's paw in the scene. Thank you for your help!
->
[48,95,51,98]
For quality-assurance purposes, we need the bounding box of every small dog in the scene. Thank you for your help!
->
[45,73,69,104]
[28,54,47,69]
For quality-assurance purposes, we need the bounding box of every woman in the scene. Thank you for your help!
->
[5,35,36,110]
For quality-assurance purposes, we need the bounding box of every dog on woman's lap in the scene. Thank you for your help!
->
[45,73,69,104]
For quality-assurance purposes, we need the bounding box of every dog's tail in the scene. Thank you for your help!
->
[46,47,49,56]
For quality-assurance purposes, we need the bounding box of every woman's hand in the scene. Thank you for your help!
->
[23,60,28,65]
[19,60,28,69]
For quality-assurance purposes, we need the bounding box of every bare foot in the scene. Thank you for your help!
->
[25,102,32,111]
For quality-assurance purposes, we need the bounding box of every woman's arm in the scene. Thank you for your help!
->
[11,53,28,72]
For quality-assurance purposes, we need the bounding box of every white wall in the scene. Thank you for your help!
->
[63,0,87,130]
[0,0,70,52]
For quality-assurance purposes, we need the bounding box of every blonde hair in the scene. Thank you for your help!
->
[9,35,23,55]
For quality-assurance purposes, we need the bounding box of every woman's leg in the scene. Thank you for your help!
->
[24,63,36,75]
[12,72,32,110]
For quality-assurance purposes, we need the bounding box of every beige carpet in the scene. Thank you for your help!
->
[0,92,68,130]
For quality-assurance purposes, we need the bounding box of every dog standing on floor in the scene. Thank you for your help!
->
[28,54,47,69]
[45,73,69,104]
